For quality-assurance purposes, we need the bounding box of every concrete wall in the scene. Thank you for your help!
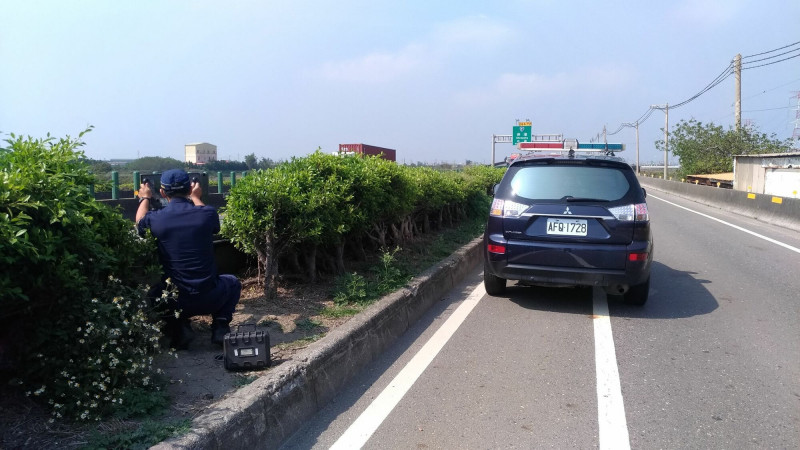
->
[638,175,800,233]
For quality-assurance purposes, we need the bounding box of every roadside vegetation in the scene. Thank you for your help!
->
[655,119,793,179]
[0,129,503,448]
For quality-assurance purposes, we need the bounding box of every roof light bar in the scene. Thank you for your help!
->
[516,140,625,153]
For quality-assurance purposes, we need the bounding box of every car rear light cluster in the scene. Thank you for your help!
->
[608,203,649,222]
[490,198,529,217]
[487,244,506,254]
[628,252,648,261]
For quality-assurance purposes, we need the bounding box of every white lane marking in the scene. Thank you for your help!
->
[593,288,631,450]
[650,194,800,255]
[330,283,486,450]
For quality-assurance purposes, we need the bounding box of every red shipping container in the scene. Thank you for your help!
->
[338,143,396,161]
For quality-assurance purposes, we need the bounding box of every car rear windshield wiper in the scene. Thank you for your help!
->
[561,196,610,202]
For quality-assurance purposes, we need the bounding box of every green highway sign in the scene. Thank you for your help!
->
[513,124,532,145]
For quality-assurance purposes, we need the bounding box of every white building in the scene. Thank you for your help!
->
[185,142,217,164]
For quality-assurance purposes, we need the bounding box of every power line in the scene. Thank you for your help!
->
[741,52,800,70]
[598,40,800,144]
[742,40,800,59]
[743,105,794,113]
[669,61,734,109]
[741,47,800,66]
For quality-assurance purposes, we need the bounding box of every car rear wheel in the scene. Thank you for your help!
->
[623,276,650,306]
[484,261,506,296]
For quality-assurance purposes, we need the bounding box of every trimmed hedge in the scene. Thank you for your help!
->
[221,152,504,298]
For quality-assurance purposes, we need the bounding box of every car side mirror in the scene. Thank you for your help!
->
[642,187,647,198]
[492,184,498,196]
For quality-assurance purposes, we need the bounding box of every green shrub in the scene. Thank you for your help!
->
[0,130,168,421]
[373,246,409,294]
[333,272,368,305]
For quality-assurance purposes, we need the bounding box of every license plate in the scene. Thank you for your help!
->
[546,218,587,236]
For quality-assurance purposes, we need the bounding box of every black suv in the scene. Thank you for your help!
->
[483,151,653,305]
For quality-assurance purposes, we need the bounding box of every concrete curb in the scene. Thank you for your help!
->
[639,177,800,233]
[152,237,484,450]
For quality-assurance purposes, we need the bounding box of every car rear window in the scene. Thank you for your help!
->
[507,165,631,201]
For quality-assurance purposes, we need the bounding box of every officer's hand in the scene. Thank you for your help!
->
[190,178,202,201]
[139,182,153,199]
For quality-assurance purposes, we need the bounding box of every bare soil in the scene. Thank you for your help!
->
[156,277,352,419]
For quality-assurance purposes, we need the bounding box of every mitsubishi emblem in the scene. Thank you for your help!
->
[563,207,572,215]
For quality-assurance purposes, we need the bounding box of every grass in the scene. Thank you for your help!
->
[234,374,259,388]
[294,318,322,332]
[276,333,326,349]
[320,304,364,318]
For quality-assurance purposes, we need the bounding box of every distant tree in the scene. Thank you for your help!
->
[125,156,185,172]
[258,157,277,170]
[200,160,248,172]
[244,153,258,170]
[82,158,113,175]
[656,119,792,178]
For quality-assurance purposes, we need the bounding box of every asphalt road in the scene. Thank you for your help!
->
[281,190,800,449]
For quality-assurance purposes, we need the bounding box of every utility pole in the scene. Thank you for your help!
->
[651,103,669,179]
[622,121,641,175]
[491,134,496,166]
[735,53,742,130]
[664,103,669,179]
[634,121,640,175]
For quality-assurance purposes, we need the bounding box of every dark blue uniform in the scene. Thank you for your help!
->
[138,197,239,322]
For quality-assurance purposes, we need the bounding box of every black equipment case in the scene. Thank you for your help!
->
[223,324,270,371]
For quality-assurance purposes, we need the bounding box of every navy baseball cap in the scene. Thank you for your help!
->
[160,169,191,193]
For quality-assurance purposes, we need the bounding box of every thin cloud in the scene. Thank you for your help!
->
[455,65,635,106]
[668,0,745,26]
[319,45,425,83]
[318,16,514,83]
[431,15,515,48]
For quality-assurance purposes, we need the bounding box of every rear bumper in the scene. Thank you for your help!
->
[492,262,649,287]
[484,234,652,288]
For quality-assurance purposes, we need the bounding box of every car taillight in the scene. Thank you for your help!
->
[490,198,504,216]
[609,203,649,222]
[628,252,648,261]
[634,203,649,221]
[490,198,529,217]
[487,244,506,254]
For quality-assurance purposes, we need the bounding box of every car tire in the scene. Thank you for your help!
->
[484,261,506,296]
[623,276,650,306]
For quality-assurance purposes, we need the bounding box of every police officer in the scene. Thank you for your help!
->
[136,169,240,349]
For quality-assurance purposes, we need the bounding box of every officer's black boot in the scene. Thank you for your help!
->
[169,317,195,350]
[211,318,231,346]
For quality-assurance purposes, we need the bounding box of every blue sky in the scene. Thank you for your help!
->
[2,0,798,166]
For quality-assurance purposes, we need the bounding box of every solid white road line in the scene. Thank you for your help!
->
[593,287,631,450]
[329,283,486,450]
[650,194,800,255]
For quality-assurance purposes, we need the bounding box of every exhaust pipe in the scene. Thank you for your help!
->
[604,284,629,295]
